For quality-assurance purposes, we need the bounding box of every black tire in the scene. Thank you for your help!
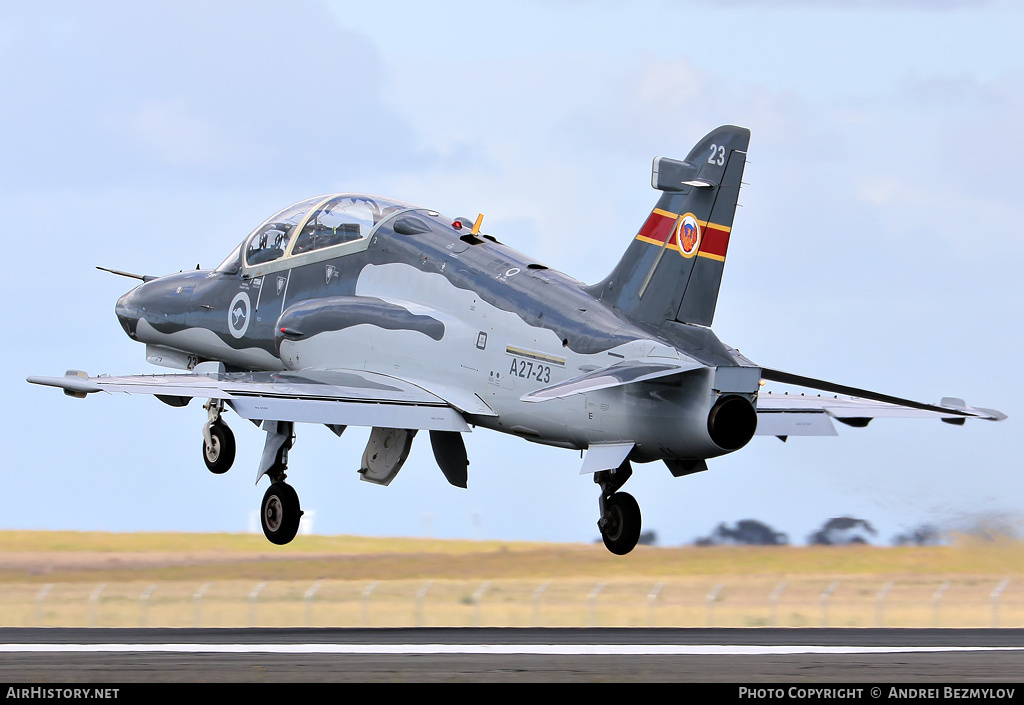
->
[600,492,642,555]
[202,421,236,474]
[261,481,302,545]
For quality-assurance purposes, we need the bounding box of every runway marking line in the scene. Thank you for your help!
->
[1,644,1021,655]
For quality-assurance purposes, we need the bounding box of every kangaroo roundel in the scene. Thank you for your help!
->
[228,292,251,339]
[677,213,701,257]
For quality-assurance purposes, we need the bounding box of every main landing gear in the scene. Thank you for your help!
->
[257,420,303,545]
[261,480,302,545]
[595,461,642,555]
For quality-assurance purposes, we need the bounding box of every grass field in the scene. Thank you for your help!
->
[1,531,1020,628]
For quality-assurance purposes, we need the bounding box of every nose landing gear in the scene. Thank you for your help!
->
[201,400,235,474]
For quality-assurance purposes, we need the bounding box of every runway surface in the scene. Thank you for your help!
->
[1,627,1021,682]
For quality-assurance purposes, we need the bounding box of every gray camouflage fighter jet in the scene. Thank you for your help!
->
[28,126,1005,554]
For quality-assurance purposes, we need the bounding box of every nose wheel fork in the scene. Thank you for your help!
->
[595,461,642,555]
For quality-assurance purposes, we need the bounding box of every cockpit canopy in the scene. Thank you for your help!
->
[217,194,419,273]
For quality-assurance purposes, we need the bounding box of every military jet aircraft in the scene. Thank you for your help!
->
[28,125,1005,554]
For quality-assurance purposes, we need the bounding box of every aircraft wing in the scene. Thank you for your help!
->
[755,367,1006,438]
[27,367,479,432]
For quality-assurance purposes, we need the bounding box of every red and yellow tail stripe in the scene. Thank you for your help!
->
[635,208,730,262]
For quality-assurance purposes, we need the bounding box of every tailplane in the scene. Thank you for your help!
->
[587,125,749,328]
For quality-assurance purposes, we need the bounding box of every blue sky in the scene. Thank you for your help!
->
[4,0,1021,546]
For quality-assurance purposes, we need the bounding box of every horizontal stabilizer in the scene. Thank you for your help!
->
[521,358,703,403]
[759,368,1006,422]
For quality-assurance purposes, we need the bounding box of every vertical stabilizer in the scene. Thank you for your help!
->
[587,125,749,328]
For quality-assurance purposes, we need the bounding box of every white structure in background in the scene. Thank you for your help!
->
[299,509,315,535]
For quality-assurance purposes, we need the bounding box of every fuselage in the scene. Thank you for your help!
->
[115,194,760,463]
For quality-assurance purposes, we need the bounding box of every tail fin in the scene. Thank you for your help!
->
[587,125,749,328]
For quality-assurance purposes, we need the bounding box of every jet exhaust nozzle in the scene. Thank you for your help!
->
[707,395,757,450]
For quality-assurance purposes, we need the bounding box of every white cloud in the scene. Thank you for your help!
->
[0,1,423,190]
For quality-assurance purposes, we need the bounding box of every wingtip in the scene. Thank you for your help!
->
[977,408,1008,422]
[26,374,101,396]
[939,397,1007,422]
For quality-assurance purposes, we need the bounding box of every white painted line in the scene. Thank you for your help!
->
[0,644,1021,655]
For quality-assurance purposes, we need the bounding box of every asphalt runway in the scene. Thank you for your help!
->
[1,627,1021,683]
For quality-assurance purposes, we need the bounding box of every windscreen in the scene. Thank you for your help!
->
[244,196,326,266]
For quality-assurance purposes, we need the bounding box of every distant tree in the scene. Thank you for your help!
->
[808,516,876,546]
[949,513,1022,543]
[695,519,788,546]
[891,523,945,546]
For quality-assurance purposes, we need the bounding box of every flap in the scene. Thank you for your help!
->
[760,368,1006,421]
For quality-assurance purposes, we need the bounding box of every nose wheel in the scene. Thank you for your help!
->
[202,420,235,474]
[261,481,302,545]
[201,399,235,474]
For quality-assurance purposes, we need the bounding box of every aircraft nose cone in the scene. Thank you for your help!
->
[115,288,141,339]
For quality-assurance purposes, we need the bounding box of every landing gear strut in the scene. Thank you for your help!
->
[595,461,642,555]
[201,399,235,474]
